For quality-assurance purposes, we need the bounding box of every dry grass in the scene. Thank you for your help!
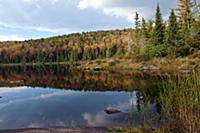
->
[159,72,200,133]
[77,55,200,74]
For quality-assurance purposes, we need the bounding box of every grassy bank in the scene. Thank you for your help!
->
[158,72,200,133]
[0,54,200,74]
[77,55,200,74]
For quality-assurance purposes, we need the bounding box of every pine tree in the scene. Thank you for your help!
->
[141,18,148,38]
[135,12,140,30]
[146,20,154,38]
[134,12,141,39]
[134,12,141,56]
[168,9,180,47]
[154,4,165,45]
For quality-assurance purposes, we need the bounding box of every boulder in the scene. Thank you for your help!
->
[104,107,121,115]
[93,67,103,71]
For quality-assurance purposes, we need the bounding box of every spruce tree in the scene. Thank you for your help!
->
[135,12,140,30]
[154,4,165,45]
[168,9,180,47]
[146,20,154,39]
[134,12,141,39]
[141,18,148,38]
[134,11,141,55]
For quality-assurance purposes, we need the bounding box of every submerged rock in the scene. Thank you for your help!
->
[104,107,121,115]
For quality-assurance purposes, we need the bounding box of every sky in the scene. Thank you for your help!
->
[0,0,179,41]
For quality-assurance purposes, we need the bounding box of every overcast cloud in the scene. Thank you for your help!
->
[0,0,178,41]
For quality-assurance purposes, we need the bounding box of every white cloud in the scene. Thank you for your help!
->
[0,0,133,35]
[103,8,135,23]
[78,0,133,9]
[78,0,177,22]
[0,0,177,40]
[0,35,27,41]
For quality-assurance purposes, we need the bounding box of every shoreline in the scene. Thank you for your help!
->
[0,56,199,74]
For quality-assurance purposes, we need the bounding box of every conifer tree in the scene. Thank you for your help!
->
[135,12,140,30]
[154,4,165,45]
[146,20,154,39]
[134,12,141,39]
[141,18,148,38]
[168,9,180,47]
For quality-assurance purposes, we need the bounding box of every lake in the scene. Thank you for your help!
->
[0,65,163,130]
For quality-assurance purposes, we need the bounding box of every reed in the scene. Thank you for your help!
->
[159,73,200,133]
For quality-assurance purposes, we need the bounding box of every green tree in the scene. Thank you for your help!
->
[135,12,141,39]
[154,4,165,45]
[168,9,180,47]
[135,12,140,29]
[192,20,200,49]
[146,20,154,38]
[141,18,148,38]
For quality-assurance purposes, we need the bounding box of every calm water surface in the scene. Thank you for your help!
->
[0,66,161,130]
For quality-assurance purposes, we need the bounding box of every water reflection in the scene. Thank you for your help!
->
[0,65,163,130]
[0,87,158,130]
[0,65,161,91]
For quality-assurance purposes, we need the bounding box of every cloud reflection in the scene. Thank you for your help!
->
[0,87,77,109]
[0,87,28,94]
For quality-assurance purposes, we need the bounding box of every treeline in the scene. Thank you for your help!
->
[0,29,135,63]
[132,1,200,58]
[0,0,199,64]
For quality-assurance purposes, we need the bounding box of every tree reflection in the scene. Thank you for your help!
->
[0,65,161,92]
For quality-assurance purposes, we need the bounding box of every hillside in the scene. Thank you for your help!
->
[0,2,199,71]
[0,29,136,64]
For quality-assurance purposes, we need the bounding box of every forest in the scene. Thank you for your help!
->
[0,0,199,64]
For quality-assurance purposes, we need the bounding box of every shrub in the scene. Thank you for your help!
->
[145,44,168,57]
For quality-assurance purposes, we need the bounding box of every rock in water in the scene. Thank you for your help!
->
[93,67,103,71]
[0,96,2,99]
[104,107,121,115]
